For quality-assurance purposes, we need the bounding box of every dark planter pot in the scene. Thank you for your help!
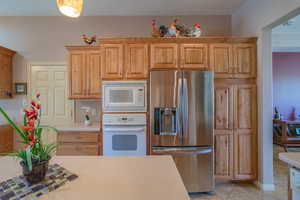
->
[20,159,49,184]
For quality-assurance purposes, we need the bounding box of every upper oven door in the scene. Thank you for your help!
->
[102,81,147,112]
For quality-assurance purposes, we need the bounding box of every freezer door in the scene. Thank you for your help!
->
[152,146,214,193]
[182,70,214,146]
[150,70,183,146]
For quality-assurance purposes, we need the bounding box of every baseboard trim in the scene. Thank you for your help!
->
[255,181,275,191]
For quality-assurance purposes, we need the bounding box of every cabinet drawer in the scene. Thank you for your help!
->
[58,132,99,143]
[57,143,99,156]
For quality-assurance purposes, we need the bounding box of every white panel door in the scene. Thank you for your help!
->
[31,65,73,144]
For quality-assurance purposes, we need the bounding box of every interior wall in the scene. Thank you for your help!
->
[232,0,300,189]
[0,15,231,121]
[273,52,300,120]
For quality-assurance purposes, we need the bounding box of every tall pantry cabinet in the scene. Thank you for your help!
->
[211,42,257,181]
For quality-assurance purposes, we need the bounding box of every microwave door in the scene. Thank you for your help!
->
[150,70,183,147]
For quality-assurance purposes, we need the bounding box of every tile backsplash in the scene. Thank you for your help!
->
[74,100,101,123]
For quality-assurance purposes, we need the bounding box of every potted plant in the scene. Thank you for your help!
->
[0,93,58,184]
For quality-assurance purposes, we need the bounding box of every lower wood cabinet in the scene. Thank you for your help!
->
[57,131,102,156]
[214,79,257,181]
[0,125,14,155]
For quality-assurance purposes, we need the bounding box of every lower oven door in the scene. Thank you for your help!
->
[103,126,146,156]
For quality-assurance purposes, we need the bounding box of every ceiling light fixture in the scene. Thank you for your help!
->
[56,0,84,18]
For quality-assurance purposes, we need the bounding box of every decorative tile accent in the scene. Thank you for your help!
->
[0,164,78,200]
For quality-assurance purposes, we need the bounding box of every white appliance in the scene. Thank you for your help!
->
[103,114,147,156]
[102,81,147,112]
[291,167,300,200]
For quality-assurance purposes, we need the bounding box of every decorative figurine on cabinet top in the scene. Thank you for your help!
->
[151,19,199,38]
[82,34,97,45]
[192,24,202,37]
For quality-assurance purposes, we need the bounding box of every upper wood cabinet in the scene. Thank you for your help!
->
[125,43,149,79]
[210,43,234,78]
[233,44,256,78]
[0,125,13,155]
[0,46,16,99]
[101,44,123,80]
[67,47,101,99]
[210,43,256,78]
[150,43,178,69]
[87,51,102,98]
[180,44,209,69]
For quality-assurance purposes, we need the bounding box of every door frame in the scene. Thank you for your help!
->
[259,8,300,190]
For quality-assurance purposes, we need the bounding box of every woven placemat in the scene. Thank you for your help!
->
[0,164,78,200]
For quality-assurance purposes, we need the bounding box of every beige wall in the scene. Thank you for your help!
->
[0,15,231,82]
[0,15,231,116]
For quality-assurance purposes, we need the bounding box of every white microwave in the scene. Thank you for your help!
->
[102,81,147,112]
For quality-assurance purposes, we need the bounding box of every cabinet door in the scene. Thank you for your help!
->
[214,82,234,179]
[180,44,208,69]
[101,44,123,80]
[150,43,178,69]
[233,44,256,78]
[69,50,86,98]
[86,51,101,98]
[215,132,233,179]
[125,43,149,79]
[0,54,13,98]
[0,125,13,154]
[233,83,257,180]
[210,44,234,78]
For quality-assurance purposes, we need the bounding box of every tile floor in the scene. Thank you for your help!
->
[191,145,289,200]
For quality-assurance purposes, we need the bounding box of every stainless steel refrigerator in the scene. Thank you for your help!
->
[150,69,214,193]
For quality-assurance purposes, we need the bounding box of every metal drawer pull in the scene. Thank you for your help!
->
[152,148,212,154]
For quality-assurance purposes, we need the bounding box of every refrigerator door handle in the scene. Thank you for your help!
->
[182,78,189,138]
[152,147,212,154]
[177,77,183,137]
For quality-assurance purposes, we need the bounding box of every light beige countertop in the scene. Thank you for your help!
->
[279,152,300,168]
[0,156,189,200]
[55,122,101,132]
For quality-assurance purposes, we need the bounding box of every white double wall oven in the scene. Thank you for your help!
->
[102,81,147,156]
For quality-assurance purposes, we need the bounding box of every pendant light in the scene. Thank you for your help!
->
[56,0,84,18]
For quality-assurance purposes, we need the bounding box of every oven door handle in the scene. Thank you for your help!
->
[103,128,145,132]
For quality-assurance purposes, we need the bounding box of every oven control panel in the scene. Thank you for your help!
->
[103,114,146,125]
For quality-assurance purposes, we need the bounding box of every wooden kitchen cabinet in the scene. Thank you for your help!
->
[214,82,234,179]
[0,46,16,99]
[233,44,256,79]
[214,80,257,181]
[150,43,178,69]
[180,44,209,69]
[67,47,101,99]
[101,44,123,80]
[210,43,234,78]
[0,125,14,155]
[125,43,149,79]
[233,83,257,180]
[210,43,256,79]
[57,131,102,156]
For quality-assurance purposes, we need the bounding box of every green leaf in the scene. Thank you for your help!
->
[0,107,28,142]
[26,147,33,171]
[37,125,59,134]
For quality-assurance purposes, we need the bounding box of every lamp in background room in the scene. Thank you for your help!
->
[56,0,84,18]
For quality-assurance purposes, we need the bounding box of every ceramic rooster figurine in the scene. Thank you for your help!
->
[167,19,180,37]
[192,24,202,37]
[82,34,97,45]
[151,20,160,37]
